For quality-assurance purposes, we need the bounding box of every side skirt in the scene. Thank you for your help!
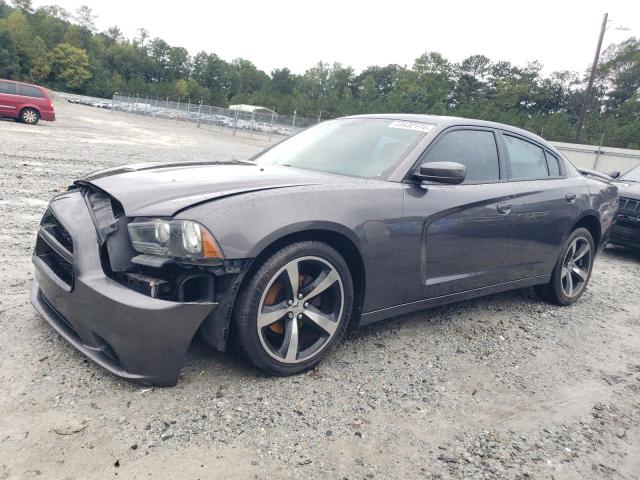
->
[358,274,551,326]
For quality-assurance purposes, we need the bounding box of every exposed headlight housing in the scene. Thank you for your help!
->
[127,219,224,259]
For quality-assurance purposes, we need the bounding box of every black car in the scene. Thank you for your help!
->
[31,115,619,386]
[611,164,640,249]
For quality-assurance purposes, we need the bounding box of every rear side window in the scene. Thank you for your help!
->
[504,135,549,180]
[19,84,45,98]
[545,151,561,177]
[423,130,500,182]
[0,81,17,95]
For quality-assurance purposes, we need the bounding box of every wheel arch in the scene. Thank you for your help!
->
[244,226,367,323]
[571,213,602,250]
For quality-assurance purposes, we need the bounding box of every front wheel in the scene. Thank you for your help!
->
[234,241,354,375]
[535,227,595,305]
[20,108,40,125]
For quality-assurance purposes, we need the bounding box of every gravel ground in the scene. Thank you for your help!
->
[1,99,639,480]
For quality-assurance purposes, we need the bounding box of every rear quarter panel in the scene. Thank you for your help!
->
[585,177,619,249]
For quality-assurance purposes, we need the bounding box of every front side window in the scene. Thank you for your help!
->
[0,81,16,95]
[504,135,549,180]
[256,118,430,179]
[19,84,45,98]
[423,129,500,182]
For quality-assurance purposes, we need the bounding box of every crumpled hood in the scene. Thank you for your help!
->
[77,161,341,216]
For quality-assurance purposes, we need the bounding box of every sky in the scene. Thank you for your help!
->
[32,0,640,76]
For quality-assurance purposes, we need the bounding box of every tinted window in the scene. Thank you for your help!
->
[0,81,17,95]
[423,130,500,182]
[19,84,45,98]
[545,151,561,176]
[504,135,549,180]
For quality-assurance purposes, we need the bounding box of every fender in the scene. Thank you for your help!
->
[246,220,361,259]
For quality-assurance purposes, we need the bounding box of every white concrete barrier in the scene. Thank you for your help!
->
[551,141,640,175]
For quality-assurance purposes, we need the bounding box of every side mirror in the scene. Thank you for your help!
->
[607,171,620,179]
[415,161,467,184]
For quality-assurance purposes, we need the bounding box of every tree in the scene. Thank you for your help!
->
[270,68,295,95]
[26,35,51,82]
[105,26,123,43]
[0,29,20,77]
[173,78,188,98]
[75,5,95,32]
[10,0,32,13]
[51,43,92,90]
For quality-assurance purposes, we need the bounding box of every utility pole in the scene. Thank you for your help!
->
[575,13,608,143]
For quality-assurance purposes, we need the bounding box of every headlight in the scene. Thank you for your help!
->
[127,219,224,259]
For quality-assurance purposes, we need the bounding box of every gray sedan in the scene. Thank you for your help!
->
[31,115,618,386]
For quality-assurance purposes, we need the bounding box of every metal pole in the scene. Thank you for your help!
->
[250,109,255,138]
[186,98,191,123]
[197,100,202,128]
[232,107,239,136]
[575,12,608,143]
[292,110,296,135]
[593,133,605,170]
[268,108,275,141]
[176,97,181,123]
[318,111,322,124]
[134,93,139,114]
[111,93,115,112]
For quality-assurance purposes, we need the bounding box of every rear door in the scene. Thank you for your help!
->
[399,127,516,301]
[0,80,20,118]
[499,132,583,279]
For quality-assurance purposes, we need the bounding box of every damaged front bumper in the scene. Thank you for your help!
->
[30,190,218,386]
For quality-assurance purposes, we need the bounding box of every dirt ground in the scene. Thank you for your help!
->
[1,99,639,480]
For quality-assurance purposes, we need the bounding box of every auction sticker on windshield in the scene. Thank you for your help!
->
[388,120,435,133]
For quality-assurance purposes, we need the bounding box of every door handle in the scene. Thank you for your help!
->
[565,193,577,203]
[497,202,513,215]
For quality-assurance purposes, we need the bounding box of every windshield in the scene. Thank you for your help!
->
[255,118,432,178]
[620,165,640,182]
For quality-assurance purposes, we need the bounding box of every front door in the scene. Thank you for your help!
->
[398,127,515,302]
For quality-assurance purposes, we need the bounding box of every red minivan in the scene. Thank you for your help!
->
[0,79,55,125]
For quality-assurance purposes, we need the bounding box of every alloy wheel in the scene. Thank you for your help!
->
[560,236,592,298]
[256,256,344,364]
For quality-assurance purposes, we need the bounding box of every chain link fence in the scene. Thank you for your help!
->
[110,94,316,138]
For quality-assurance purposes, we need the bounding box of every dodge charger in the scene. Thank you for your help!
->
[31,115,619,386]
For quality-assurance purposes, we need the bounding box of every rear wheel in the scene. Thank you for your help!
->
[20,108,39,125]
[234,241,353,375]
[535,227,594,305]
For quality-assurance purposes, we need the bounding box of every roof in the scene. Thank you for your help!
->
[229,104,275,115]
[344,113,546,144]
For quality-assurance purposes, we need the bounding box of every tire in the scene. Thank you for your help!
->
[535,227,595,306]
[234,241,354,375]
[20,108,40,125]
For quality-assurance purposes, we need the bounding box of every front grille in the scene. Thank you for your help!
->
[617,197,640,223]
[619,197,640,214]
[42,210,74,253]
[36,210,74,287]
[36,236,74,286]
